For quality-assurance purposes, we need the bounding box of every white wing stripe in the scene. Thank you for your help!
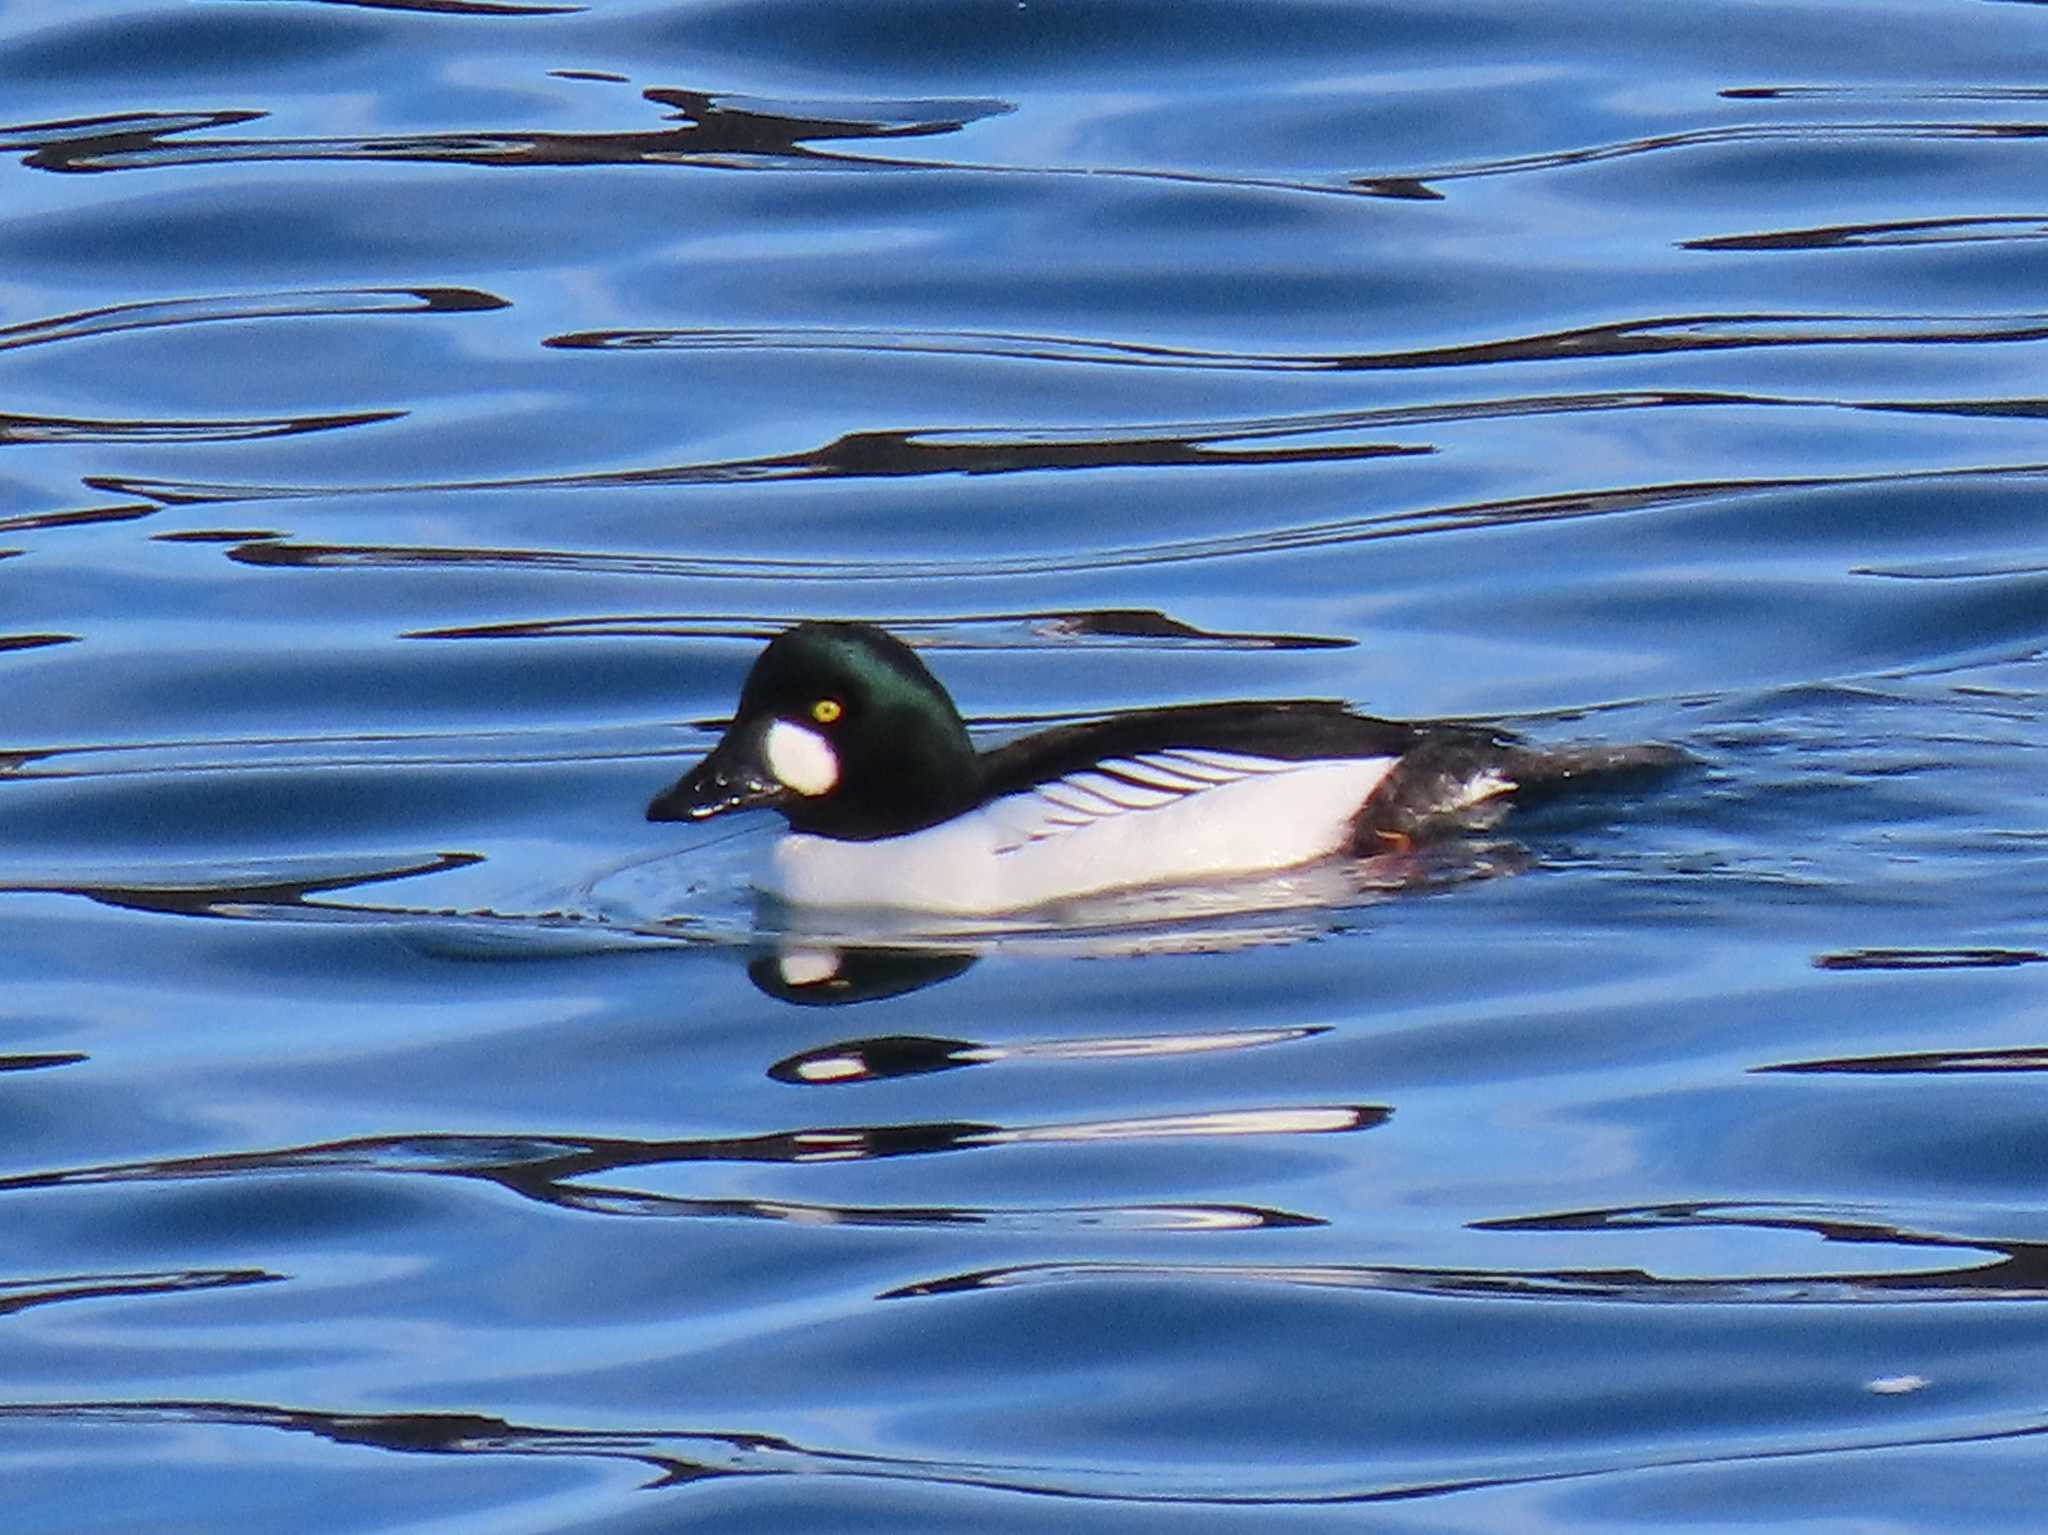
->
[987,749,1392,857]
[1097,757,1211,792]
[1169,748,1295,775]
[1134,752,1238,785]
[1036,781,1122,815]
[1067,771,1180,810]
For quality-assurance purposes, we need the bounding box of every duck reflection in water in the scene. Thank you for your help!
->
[748,943,979,1008]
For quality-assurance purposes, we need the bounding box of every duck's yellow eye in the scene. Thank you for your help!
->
[810,698,843,725]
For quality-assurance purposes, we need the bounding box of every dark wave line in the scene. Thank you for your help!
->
[0,1108,1383,1210]
[547,311,2048,371]
[1471,1197,2043,1296]
[1358,118,2048,196]
[0,504,155,535]
[16,97,2042,209]
[91,400,1458,506]
[0,94,1410,199]
[81,385,2046,513]
[12,90,1010,175]
[209,460,2048,583]
[0,725,687,780]
[0,109,263,152]
[0,1268,278,1318]
[0,408,401,446]
[1854,555,2048,579]
[881,1251,2032,1305]
[545,1192,1319,1231]
[7,1394,2046,1508]
[1813,946,2047,971]
[152,529,285,544]
[1688,214,2048,252]
[1760,1043,2048,1074]
[297,0,583,13]
[406,608,1351,650]
[59,386,1886,510]
[0,852,481,918]
[1724,85,2048,101]
[1870,398,2048,419]
[0,287,504,353]
[894,1197,2048,1304]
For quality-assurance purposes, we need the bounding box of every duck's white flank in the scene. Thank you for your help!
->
[760,751,1401,913]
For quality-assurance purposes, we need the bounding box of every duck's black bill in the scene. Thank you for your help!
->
[647,733,789,822]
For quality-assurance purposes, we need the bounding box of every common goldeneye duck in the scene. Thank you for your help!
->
[646,622,1681,915]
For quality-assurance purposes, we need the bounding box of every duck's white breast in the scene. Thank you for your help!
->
[760,754,1399,914]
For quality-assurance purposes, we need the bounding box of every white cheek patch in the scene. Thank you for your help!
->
[763,719,839,797]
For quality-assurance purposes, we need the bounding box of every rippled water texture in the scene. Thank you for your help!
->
[5,1,2048,1530]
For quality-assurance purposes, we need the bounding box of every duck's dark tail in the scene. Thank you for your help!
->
[1503,741,1693,796]
[1351,735,1689,850]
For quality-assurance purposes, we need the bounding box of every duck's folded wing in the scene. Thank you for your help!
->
[982,748,1335,852]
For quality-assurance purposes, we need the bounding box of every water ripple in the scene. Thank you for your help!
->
[0,108,262,153]
[303,0,584,13]
[1723,85,2048,102]
[0,1108,1385,1219]
[92,405,1444,505]
[205,460,2048,583]
[407,608,1351,650]
[1688,215,2048,252]
[0,1269,279,1317]
[77,387,2047,514]
[548,311,2048,371]
[8,90,1010,174]
[770,1025,1329,1086]
[1761,1042,2048,1073]
[18,98,2043,212]
[0,724,679,779]
[0,852,481,917]
[0,408,400,446]
[0,287,504,352]
[1811,946,2048,970]
[0,504,153,535]
[5,1395,2043,1509]
[890,1200,2046,1305]
[1356,118,2048,198]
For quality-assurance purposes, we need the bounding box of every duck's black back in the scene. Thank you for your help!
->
[975,701,1509,800]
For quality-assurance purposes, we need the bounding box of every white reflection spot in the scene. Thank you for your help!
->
[777,946,842,987]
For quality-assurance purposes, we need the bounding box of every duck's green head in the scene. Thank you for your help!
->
[646,622,980,841]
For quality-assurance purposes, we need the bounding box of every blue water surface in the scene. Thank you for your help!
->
[3,1,2048,1530]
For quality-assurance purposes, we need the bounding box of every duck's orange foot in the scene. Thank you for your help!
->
[1373,828,1413,854]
